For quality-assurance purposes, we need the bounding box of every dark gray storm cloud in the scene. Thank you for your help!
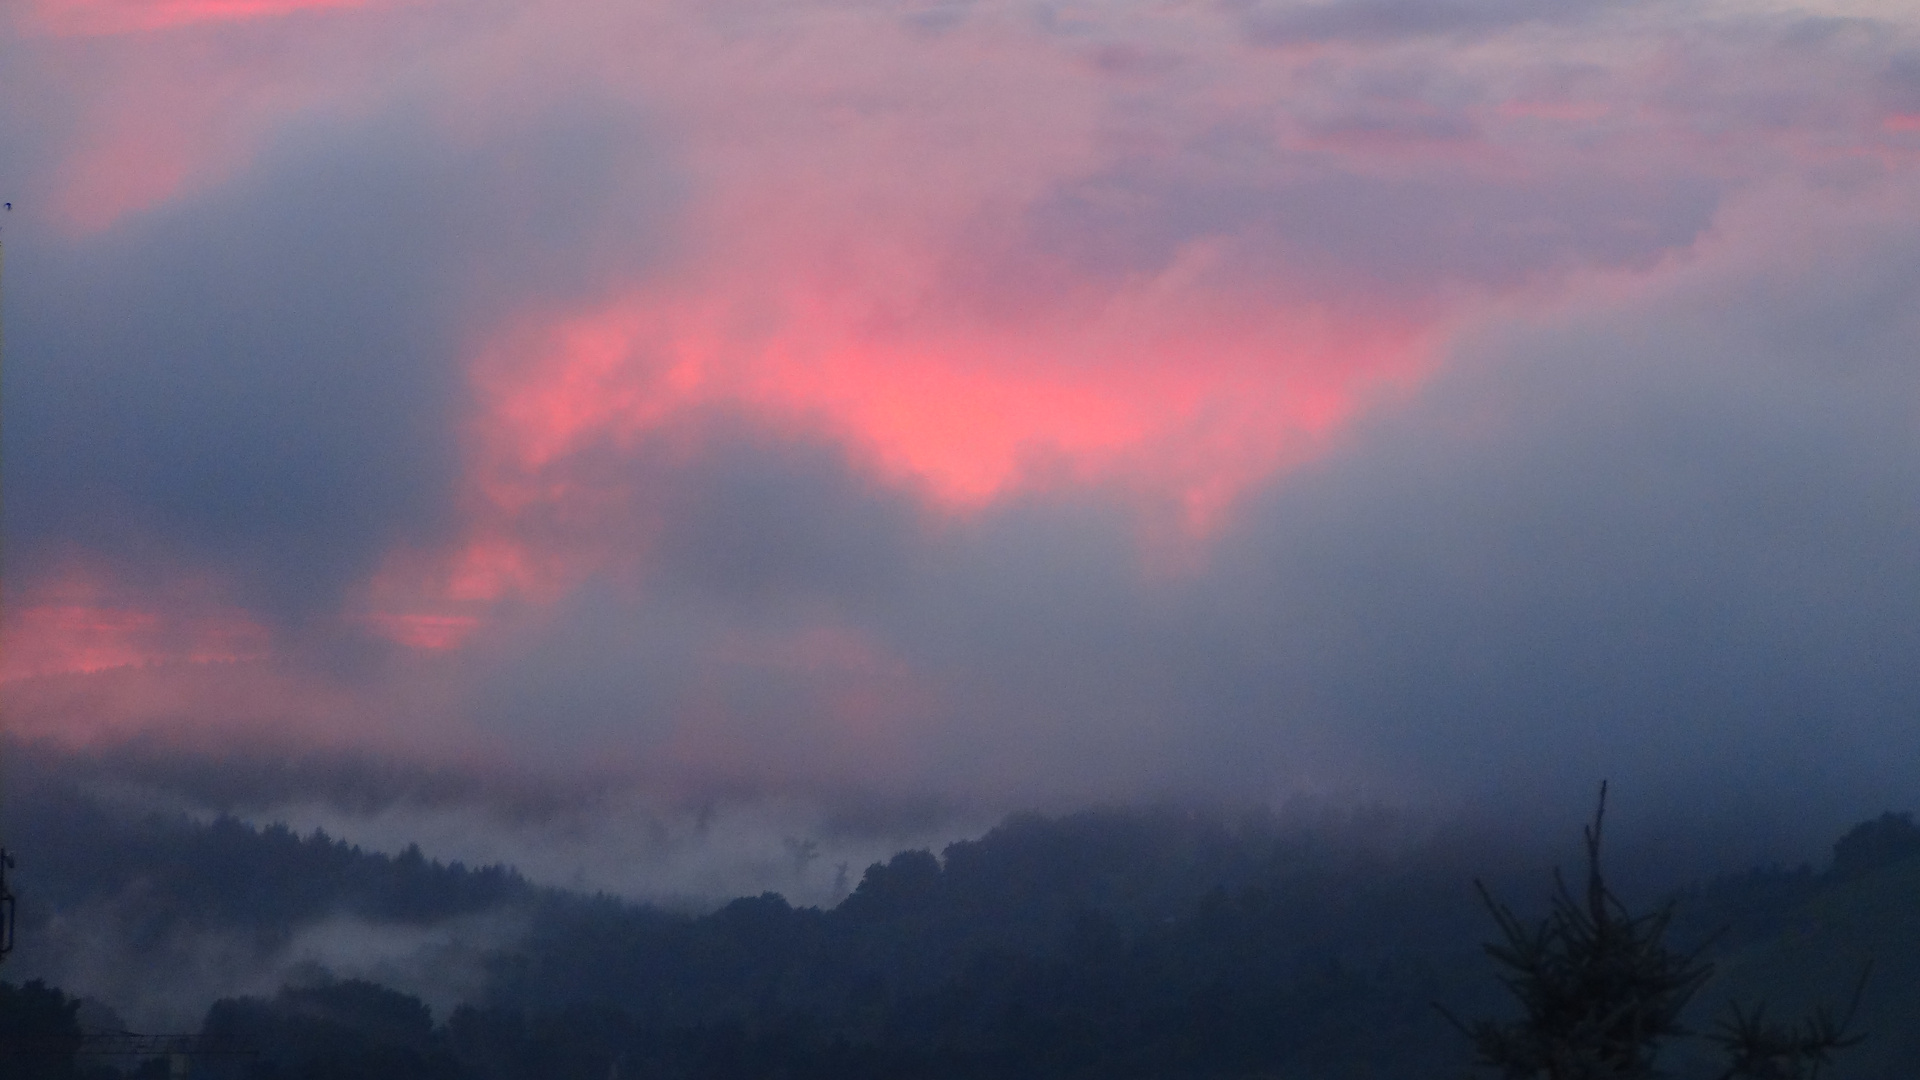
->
[1880,50,1920,113]
[588,411,924,611]
[2,98,673,620]
[451,408,929,773]
[1190,207,1920,832]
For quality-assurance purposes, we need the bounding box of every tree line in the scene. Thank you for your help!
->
[2,796,1916,1078]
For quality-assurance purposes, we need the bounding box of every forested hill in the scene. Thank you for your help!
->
[8,782,534,930]
[3,789,1918,1079]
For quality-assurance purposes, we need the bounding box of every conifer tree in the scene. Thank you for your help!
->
[1451,784,1864,1080]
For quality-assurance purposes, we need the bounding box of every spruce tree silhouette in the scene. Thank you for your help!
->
[1448,784,1865,1080]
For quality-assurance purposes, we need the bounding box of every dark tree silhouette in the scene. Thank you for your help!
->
[1828,811,1920,882]
[1446,783,1710,1079]
[0,979,84,1080]
[1452,784,1864,1080]
[1706,990,1866,1080]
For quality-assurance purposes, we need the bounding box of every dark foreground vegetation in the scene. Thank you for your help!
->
[1,788,1916,1079]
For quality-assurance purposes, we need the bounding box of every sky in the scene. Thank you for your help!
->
[4,0,1920,883]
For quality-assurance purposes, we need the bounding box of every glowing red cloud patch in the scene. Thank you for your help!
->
[349,537,549,649]
[414,4,1484,556]
[0,656,470,756]
[25,0,428,231]
[462,254,1438,551]
[2,566,273,681]
[26,0,370,36]
[50,119,206,231]
[361,612,482,651]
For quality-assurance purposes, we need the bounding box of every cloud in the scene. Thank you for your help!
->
[24,0,380,37]
[1879,49,1920,115]
[1238,0,1632,47]
[3,0,1920,864]
[18,901,514,1033]
[434,180,1920,842]
[1023,160,1722,297]
[1197,183,1920,827]
[4,95,675,621]
[4,737,986,910]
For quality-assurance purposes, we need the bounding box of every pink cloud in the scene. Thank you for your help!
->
[8,0,1920,813]
[2,563,273,681]
[25,0,375,37]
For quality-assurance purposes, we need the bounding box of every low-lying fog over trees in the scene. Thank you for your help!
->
[3,765,1916,1079]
